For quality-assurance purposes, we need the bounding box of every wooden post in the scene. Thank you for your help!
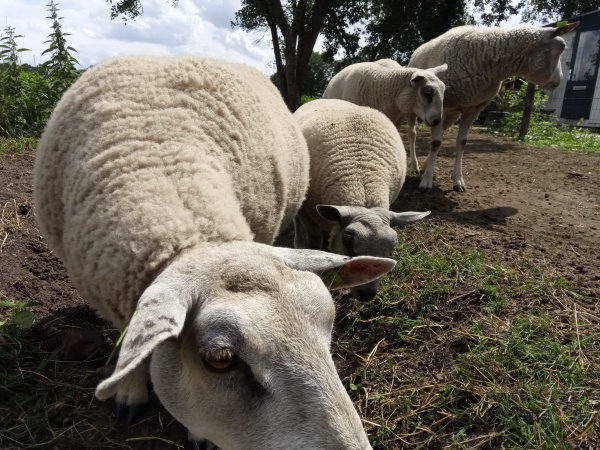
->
[518,82,536,140]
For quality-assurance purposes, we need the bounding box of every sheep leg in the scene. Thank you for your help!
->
[295,214,323,250]
[452,108,482,192]
[406,114,420,175]
[418,123,443,191]
[293,215,308,249]
[188,431,218,450]
[114,359,150,424]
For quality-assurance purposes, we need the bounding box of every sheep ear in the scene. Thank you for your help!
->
[410,73,425,86]
[431,64,448,74]
[316,204,343,223]
[552,21,579,37]
[95,282,192,401]
[389,210,431,227]
[273,248,396,290]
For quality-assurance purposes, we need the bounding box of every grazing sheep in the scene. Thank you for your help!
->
[34,56,396,450]
[407,22,579,191]
[294,99,430,300]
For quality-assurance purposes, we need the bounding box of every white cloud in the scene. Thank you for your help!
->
[0,0,275,73]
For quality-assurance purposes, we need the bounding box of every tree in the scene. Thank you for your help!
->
[234,1,369,111]
[359,0,471,64]
[473,0,599,24]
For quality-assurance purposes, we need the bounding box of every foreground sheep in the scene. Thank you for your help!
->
[408,22,579,191]
[34,56,396,449]
[294,99,430,300]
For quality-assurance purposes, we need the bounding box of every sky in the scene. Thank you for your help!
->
[0,0,276,73]
[1,1,538,74]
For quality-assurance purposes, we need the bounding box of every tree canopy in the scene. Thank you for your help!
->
[107,0,597,109]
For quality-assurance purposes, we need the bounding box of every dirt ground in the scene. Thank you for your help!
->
[0,129,598,449]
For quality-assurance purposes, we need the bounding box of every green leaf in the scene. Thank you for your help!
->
[556,21,568,28]
[349,383,360,391]
[11,309,34,329]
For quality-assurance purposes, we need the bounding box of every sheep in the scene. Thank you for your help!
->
[33,56,397,450]
[293,99,430,301]
[322,59,447,173]
[407,22,580,192]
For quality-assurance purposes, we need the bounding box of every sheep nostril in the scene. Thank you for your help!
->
[431,118,440,126]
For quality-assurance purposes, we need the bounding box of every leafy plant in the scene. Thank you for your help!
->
[0,300,35,335]
[42,0,80,103]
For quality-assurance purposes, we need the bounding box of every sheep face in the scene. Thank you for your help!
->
[523,35,567,89]
[523,23,579,89]
[96,242,396,449]
[408,65,447,127]
[317,205,431,301]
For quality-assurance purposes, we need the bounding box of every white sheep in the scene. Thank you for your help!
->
[407,22,580,191]
[322,59,447,173]
[34,56,396,450]
[294,99,430,300]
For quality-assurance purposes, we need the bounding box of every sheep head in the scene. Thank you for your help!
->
[317,205,431,301]
[96,241,395,449]
[408,65,447,127]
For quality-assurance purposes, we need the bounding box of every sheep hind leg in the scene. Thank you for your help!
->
[406,114,420,175]
[418,122,444,191]
[452,108,482,192]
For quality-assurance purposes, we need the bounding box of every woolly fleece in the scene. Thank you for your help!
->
[409,25,568,109]
[322,59,442,123]
[34,56,308,327]
[294,99,406,230]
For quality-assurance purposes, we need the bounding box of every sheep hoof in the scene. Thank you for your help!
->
[115,402,145,425]
[453,184,466,192]
[189,440,218,450]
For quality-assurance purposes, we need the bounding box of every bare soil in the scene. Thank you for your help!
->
[0,129,598,449]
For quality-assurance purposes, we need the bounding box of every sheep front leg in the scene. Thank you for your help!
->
[418,122,443,191]
[406,114,420,175]
[452,107,483,192]
[114,359,150,424]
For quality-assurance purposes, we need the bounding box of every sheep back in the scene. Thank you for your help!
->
[34,56,308,327]
[294,99,405,229]
[409,25,560,108]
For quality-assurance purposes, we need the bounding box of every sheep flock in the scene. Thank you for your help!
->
[33,21,579,450]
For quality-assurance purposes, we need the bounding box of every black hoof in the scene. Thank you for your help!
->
[115,402,145,425]
[453,185,466,192]
[189,440,218,450]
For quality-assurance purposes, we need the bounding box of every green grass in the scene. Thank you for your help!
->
[0,136,37,157]
[335,223,599,449]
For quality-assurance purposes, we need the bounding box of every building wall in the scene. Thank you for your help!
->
[544,14,600,128]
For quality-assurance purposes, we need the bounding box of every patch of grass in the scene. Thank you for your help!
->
[490,83,600,154]
[0,136,37,157]
[335,222,599,449]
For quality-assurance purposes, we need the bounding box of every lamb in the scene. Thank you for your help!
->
[294,99,430,301]
[322,59,447,173]
[34,56,397,450]
[407,22,579,191]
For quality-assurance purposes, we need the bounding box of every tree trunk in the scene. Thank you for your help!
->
[518,82,536,140]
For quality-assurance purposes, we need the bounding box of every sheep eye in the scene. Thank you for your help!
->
[204,348,236,371]
[421,87,433,102]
